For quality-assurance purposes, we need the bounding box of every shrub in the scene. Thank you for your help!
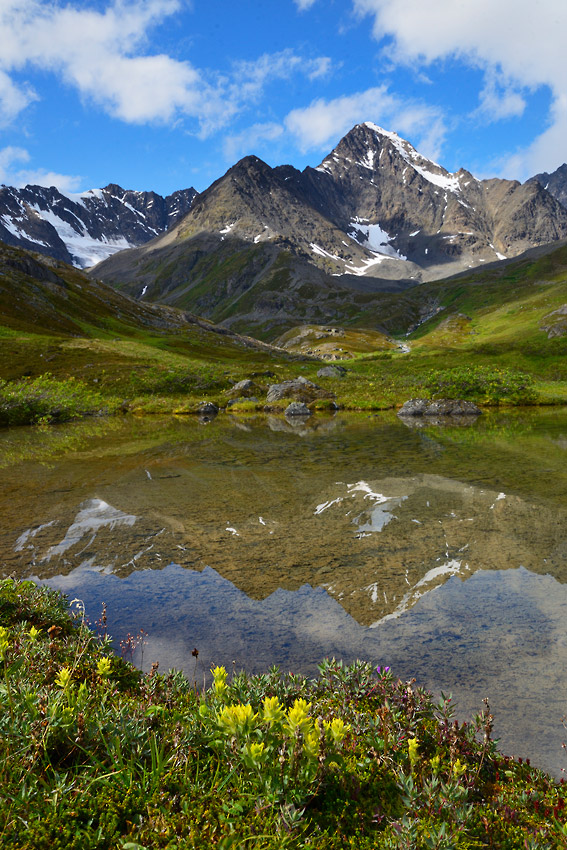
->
[0,373,115,426]
[423,365,538,404]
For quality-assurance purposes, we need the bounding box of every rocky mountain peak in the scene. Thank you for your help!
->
[0,182,197,268]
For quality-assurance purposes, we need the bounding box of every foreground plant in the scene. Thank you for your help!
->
[0,578,565,849]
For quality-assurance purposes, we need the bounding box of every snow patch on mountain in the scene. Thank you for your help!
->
[30,205,133,268]
[363,121,462,194]
[310,243,343,263]
[348,218,407,261]
[1,214,50,247]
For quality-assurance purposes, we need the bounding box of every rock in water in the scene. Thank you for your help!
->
[197,401,219,417]
[284,402,312,417]
[397,398,481,417]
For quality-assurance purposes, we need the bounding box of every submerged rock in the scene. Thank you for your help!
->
[398,398,481,417]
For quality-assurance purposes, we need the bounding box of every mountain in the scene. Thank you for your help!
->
[0,183,197,269]
[302,123,567,276]
[529,163,567,209]
[0,240,285,361]
[91,123,567,339]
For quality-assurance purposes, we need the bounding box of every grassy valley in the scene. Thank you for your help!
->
[2,239,567,425]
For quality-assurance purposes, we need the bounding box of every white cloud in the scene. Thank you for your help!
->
[223,123,284,162]
[475,70,527,123]
[0,71,37,126]
[284,85,447,160]
[230,49,332,104]
[294,0,318,9]
[0,145,82,191]
[0,146,30,178]
[0,0,215,127]
[0,1,333,139]
[352,0,567,176]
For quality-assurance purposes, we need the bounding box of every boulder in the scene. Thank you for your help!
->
[226,379,264,398]
[197,401,219,417]
[317,365,347,378]
[540,304,567,338]
[397,399,428,416]
[397,398,481,417]
[266,376,334,404]
[284,402,312,417]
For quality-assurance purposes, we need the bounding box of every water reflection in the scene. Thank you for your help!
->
[41,562,567,778]
[1,409,567,775]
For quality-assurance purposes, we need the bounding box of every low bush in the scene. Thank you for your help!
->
[422,365,538,405]
[0,374,115,426]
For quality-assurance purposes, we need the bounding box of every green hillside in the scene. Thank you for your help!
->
[1,239,567,425]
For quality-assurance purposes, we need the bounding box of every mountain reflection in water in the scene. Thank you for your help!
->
[1,409,567,776]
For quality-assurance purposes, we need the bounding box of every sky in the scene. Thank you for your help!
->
[0,0,564,196]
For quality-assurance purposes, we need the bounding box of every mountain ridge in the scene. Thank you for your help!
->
[90,123,567,338]
[0,183,197,269]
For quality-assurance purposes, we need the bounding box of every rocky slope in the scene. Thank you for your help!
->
[0,183,197,269]
[91,124,567,338]
[529,163,567,209]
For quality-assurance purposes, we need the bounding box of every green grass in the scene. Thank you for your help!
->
[0,579,565,849]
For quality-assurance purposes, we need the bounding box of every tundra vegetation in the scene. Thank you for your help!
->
[2,239,567,425]
[0,579,566,849]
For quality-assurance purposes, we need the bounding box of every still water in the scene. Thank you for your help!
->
[1,409,567,776]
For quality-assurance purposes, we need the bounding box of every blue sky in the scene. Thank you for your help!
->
[0,0,564,195]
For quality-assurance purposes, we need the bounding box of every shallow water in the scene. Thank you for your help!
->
[1,409,567,776]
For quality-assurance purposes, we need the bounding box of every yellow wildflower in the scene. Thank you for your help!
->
[217,703,257,736]
[55,667,73,689]
[285,699,312,736]
[262,695,285,725]
[304,729,320,759]
[408,737,419,769]
[324,717,350,745]
[452,758,467,778]
[212,665,228,697]
[244,741,265,765]
[28,626,41,642]
[96,657,112,678]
